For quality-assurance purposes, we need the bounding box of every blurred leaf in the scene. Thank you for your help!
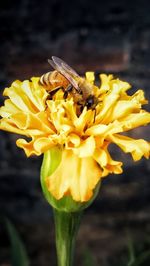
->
[83,249,96,266]
[5,218,30,266]
[127,250,150,266]
[127,235,136,266]
[126,233,150,266]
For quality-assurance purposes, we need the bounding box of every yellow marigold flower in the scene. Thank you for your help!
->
[0,73,150,202]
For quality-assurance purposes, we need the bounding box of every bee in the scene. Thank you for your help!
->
[39,70,70,96]
[39,56,99,117]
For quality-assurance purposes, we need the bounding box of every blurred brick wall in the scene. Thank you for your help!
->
[0,0,150,265]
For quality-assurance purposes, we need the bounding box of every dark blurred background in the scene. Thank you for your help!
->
[0,0,150,265]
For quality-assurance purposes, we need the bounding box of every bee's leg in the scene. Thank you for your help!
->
[80,106,84,113]
[63,91,68,99]
[67,84,73,92]
[92,100,100,123]
[63,84,73,99]
[77,100,83,106]
[93,108,96,123]
[76,101,84,113]
[47,86,64,99]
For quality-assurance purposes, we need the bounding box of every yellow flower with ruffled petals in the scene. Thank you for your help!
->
[0,73,150,202]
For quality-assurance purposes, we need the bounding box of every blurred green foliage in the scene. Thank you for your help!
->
[3,219,150,266]
[5,218,30,266]
[126,234,150,266]
[83,249,97,266]
[83,233,150,266]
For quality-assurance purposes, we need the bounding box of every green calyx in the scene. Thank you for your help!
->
[40,147,100,212]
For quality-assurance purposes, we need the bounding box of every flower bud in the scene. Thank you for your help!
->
[40,147,100,212]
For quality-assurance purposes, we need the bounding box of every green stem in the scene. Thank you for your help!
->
[53,209,82,266]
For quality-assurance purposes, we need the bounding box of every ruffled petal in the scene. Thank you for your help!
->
[72,136,95,157]
[74,108,94,132]
[3,78,48,113]
[85,72,95,84]
[85,120,123,137]
[99,74,113,94]
[46,149,102,202]
[0,112,54,137]
[109,134,150,161]
[120,111,150,131]
[93,146,123,176]
[16,136,56,157]
[105,89,148,123]
[0,99,21,118]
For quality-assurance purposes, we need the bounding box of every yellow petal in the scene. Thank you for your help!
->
[22,78,48,111]
[0,99,20,118]
[85,72,95,84]
[0,119,30,136]
[3,78,48,113]
[72,136,95,157]
[16,136,56,156]
[99,74,113,94]
[74,108,93,132]
[47,100,74,134]
[109,134,150,161]
[1,112,54,137]
[85,120,123,137]
[120,111,150,131]
[120,89,148,104]
[107,99,141,123]
[66,133,81,148]
[106,89,149,123]
[96,75,131,123]
[96,86,121,123]
[93,146,123,176]
[46,149,102,202]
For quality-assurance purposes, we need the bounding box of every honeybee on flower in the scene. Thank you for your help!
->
[0,57,150,202]
[39,56,99,117]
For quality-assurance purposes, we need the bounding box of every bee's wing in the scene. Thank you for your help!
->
[48,56,81,92]
[52,56,79,77]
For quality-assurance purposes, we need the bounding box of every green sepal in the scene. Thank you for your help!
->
[40,147,101,212]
